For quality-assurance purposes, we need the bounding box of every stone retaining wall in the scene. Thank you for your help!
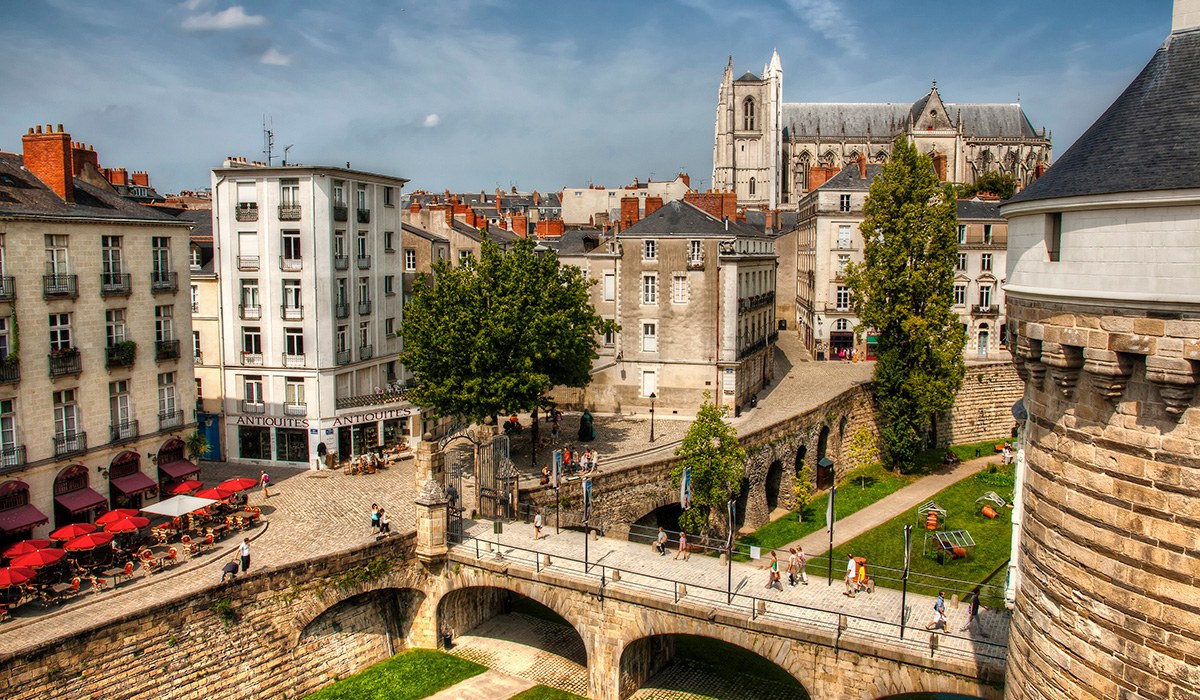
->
[934,362,1024,448]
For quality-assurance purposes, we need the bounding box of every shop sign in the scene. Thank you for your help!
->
[235,416,310,428]
[330,406,416,427]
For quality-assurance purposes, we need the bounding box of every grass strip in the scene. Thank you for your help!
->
[302,649,486,700]
[510,687,587,700]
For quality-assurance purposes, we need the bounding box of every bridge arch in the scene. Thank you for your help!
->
[297,587,427,658]
[434,583,587,648]
[765,459,785,512]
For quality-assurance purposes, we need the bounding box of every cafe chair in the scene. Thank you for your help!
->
[117,561,136,584]
[164,547,179,567]
[88,575,109,594]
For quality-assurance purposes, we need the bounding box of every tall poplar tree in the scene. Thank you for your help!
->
[844,138,966,470]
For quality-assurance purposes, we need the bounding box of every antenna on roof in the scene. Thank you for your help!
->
[282,144,294,166]
[262,116,275,165]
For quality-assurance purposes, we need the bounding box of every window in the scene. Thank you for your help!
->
[280,178,300,207]
[384,276,395,295]
[642,274,657,304]
[243,376,264,404]
[105,310,125,347]
[334,231,346,259]
[981,253,993,272]
[404,249,416,271]
[641,370,657,398]
[749,178,756,196]
[155,305,173,342]
[983,225,993,244]
[356,183,368,210]
[358,321,369,348]
[191,284,199,312]
[241,279,260,310]
[158,372,177,417]
[49,313,72,351]
[837,254,850,277]
[336,325,348,352]
[282,279,302,311]
[385,318,395,335]
[285,328,304,357]
[643,240,656,260]
[1046,213,1062,262]
[190,246,202,269]
[836,286,850,312]
[603,273,615,301]
[242,327,262,355]
[53,389,78,439]
[45,234,69,275]
[0,399,17,463]
[689,240,703,263]
[957,225,966,244]
[282,230,301,261]
[458,250,470,265]
[840,195,851,213]
[743,97,755,130]
[195,378,202,403]
[358,278,370,304]
[336,278,348,306]
[603,328,615,347]
[193,330,201,359]
[384,187,395,207]
[642,322,657,352]
[672,274,688,303]
[152,237,170,278]
[954,284,967,306]
[102,236,123,281]
[239,426,271,461]
[285,378,305,406]
[356,230,368,258]
[332,180,345,206]
[109,381,131,435]
[979,285,993,309]
[384,231,394,251]
[837,225,852,249]
[0,318,8,358]
[956,253,967,271]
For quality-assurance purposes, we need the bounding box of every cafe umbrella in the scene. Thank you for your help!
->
[49,523,97,541]
[11,548,66,569]
[194,488,233,501]
[96,509,140,526]
[217,478,258,492]
[168,480,204,495]
[103,516,150,534]
[0,566,37,588]
[2,539,51,559]
[63,532,115,552]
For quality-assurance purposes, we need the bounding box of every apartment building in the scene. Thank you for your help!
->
[953,198,1008,358]
[211,159,422,468]
[0,125,197,545]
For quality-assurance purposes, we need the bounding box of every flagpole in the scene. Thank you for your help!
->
[827,485,835,586]
[900,523,912,639]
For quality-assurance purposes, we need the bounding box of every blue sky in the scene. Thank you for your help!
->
[0,0,1173,195]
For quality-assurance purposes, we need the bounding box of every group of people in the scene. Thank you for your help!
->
[843,554,871,597]
[925,588,987,636]
[539,448,601,484]
[369,504,392,535]
[764,547,810,590]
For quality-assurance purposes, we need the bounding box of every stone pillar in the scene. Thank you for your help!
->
[586,631,624,700]
[414,433,448,563]
[414,431,445,488]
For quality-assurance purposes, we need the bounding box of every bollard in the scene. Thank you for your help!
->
[611,570,620,582]
[756,599,766,615]
[590,529,598,541]
[542,554,552,568]
[838,614,848,631]
[678,584,687,598]
[720,552,728,566]
[951,593,960,609]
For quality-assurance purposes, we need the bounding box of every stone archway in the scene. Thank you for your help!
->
[297,587,426,657]
[631,502,683,544]
[618,633,811,700]
[765,460,784,512]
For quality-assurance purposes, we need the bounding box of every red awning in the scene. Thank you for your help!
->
[110,471,158,496]
[0,504,50,534]
[158,459,200,480]
[54,488,107,514]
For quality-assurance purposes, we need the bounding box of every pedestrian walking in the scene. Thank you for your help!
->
[239,538,251,573]
[855,556,870,593]
[959,589,987,636]
[766,551,782,590]
[926,590,948,630]
[371,504,380,531]
[787,548,798,587]
[674,531,689,561]
[533,510,544,540]
[843,554,857,597]
[551,423,559,443]
[379,509,391,534]
[796,546,809,585]
[259,470,270,498]
[654,527,667,555]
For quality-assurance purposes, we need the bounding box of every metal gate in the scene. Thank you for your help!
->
[447,444,471,542]
[477,435,514,521]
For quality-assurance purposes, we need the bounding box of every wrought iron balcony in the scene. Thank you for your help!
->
[281,304,304,321]
[0,445,26,472]
[971,304,1000,316]
[279,256,302,272]
[100,273,132,296]
[358,344,374,361]
[737,337,768,361]
[48,349,81,377]
[283,353,305,368]
[155,339,181,362]
[334,256,349,270]
[357,208,371,223]
[738,291,776,314]
[333,205,348,222]
[335,349,351,365]
[357,255,372,270]
[335,386,412,410]
[159,409,184,430]
[278,204,302,221]
[335,303,349,319]
[241,400,265,414]
[0,360,18,384]
[283,403,307,416]
[110,420,139,444]
[151,271,178,293]
[236,205,258,222]
[53,431,87,457]
[105,342,137,369]
[358,300,372,315]
[0,277,14,301]
[43,274,78,299]
[242,352,263,366]
[238,256,260,271]
[239,303,262,320]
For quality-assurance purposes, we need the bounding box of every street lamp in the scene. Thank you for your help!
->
[649,392,656,443]
[530,242,550,473]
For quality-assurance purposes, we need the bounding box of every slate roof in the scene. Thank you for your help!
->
[956,199,1003,221]
[402,222,446,243]
[549,229,604,256]
[1009,29,1200,203]
[815,163,884,192]
[735,71,761,83]
[620,200,766,238]
[781,101,1038,140]
[0,153,183,223]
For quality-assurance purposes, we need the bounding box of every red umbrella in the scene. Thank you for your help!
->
[194,487,233,501]
[49,523,97,541]
[63,532,115,552]
[96,509,140,526]
[0,566,37,588]
[11,548,65,569]
[218,478,258,492]
[103,516,150,534]
[2,539,52,558]
[169,480,204,494]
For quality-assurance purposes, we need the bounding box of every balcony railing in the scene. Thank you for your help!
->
[283,353,305,368]
[357,208,371,223]
[278,204,302,221]
[0,361,19,385]
[767,330,779,345]
[738,291,775,314]
[105,343,137,369]
[155,339,181,362]
[236,206,258,222]
[358,344,374,361]
[335,387,412,410]
[0,276,13,301]
[193,350,203,364]
[238,256,260,271]
[242,352,263,366]
[53,431,87,457]
[279,256,302,272]
[48,349,82,377]
[334,256,349,270]
[100,273,132,296]
[687,256,705,270]
[151,271,178,293]
[281,304,304,321]
[971,304,1000,316]
[43,274,78,299]
[159,409,184,430]
[358,300,372,315]
[0,445,26,472]
[239,303,262,320]
[357,255,372,270]
[335,349,351,365]
[283,403,307,416]
[110,420,139,444]
[738,337,768,361]
[333,205,348,222]
[335,303,349,319]
[241,401,265,414]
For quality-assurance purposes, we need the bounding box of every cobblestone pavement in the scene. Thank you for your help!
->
[453,518,1010,666]
[448,612,589,697]
[0,459,416,657]
[630,659,807,700]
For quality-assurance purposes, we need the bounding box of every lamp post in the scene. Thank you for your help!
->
[530,241,551,473]
[649,392,656,443]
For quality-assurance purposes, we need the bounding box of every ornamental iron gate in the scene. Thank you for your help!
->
[478,434,514,521]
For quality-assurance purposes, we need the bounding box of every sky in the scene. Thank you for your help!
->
[0,0,1175,195]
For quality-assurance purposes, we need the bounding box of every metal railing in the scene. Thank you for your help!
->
[53,431,87,457]
[0,276,14,301]
[358,300,372,315]
[334,256,349,270]
[159,409,184,430]
[155,339,181,362]
[43,274,78,299]
[333,205,348,222]
[48,350,82,377]
[110,420,139,443]
[357,255,372,270]
[335,349,352,365]
[0,445,26,472]
[242,352,263,366]
[151,271,178,293]
[278,204,302,221]
[237,256,259,271]
[0,361,19,384]
[738,337,767,360]
[335,303,350,319]
[971,305,999,315]
[284,403,307,416]
[357,208,370,223]
[335,388,411,410]
[283,353,305,368]
[358,344,373,361]
[280,256,303,272]
[239,303,262,320]
[236,206,258,222]
[281,304,304,321]
[105,344,136,369]
[241,401,265,414]
[100,273,132,296]
[738,291,775,313]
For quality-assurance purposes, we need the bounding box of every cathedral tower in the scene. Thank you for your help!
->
[712,51,781,210]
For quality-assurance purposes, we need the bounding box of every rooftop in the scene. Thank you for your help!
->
[0,153,184,224]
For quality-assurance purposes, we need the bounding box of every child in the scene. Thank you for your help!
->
[654,527,667,555]
[674,531,689,561]
[533,510,544,540]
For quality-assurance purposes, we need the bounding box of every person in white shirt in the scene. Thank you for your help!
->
[654,527,667,555]
[239,538,251,573]
[844,554,857,597]
[533,511,544,540]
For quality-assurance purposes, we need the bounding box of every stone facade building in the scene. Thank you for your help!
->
[561,174,691,227]
[0,125,197,545]
[1001,3,1200,699]
[713,51,1052,209]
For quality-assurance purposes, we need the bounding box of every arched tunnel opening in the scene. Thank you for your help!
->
[620,633,811,699]
[875,694,990,700]
[437,586,587,696]
[631,502,684,544]
[765,459,784,512]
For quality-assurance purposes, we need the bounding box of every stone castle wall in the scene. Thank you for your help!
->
[934,361,1024,448]
[1004,298,1200,700]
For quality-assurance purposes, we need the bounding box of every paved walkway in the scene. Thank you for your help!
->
[449,612,587,696]
[453,518,1009,666]
[424,668,535,700]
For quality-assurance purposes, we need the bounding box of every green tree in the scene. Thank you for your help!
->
[670,392,746,533]
[792,458,814,522]
[400,236,617,422]
[844,137,966,471]
[844,427,878,489]
[957,171,1016,200]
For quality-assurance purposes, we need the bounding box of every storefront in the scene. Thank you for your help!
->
[328,406,417,460]
[230,415,312,465]
[52,464,107,528]
[0,479,48,549]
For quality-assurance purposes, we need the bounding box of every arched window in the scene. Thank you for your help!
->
[743,97,755,130]
[835,319,849,331]
[749,177,756,196]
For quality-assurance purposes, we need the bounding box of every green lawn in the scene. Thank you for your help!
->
[302,649,486,700]
[808,463,1016,607]
[510,687,587,700]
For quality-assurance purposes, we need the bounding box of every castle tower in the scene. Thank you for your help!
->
[711,51,781,209]
[1001,3,1200,699]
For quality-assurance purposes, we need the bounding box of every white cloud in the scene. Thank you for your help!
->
[260,48,292,66]
[180,0,209,11]
[181,6,265,31]
[423,113,440,127]
[786,0,861,55]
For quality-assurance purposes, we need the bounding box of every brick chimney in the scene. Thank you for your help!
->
[645,196,664,217]
[620,196,640,228]
[22,124,74,202]
[70,142,99,175]
[511,213,528,238]
[857,154,866,179]
[932,154,947,182]
[679,173,690,188]
[106,167,129,186]
[131,170,149,187]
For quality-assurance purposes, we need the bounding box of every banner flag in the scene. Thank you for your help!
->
[826,487,837,533]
